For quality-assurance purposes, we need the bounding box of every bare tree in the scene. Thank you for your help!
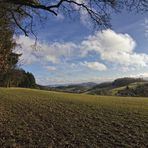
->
[0,0,147,36]
[0,0,112,36]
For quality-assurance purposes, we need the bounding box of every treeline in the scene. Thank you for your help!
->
[112,78,144,87]
[0,69,36,88]
[0,5,36,88]
[117,84,148,97]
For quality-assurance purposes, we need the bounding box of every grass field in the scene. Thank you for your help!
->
[0,88,148,147]
[110,82,148,95]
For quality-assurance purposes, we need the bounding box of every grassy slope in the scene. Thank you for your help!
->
[110,82,148,95]
[0,88,148,147]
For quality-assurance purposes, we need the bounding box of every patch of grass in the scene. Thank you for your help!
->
[111,82,148,95]
[0,88,148,147]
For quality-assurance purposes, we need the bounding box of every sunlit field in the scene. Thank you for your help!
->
[0,88,148,147]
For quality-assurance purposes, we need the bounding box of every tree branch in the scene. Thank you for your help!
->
[10,11,29,36]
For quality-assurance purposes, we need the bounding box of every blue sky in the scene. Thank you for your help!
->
[15,9,148,85]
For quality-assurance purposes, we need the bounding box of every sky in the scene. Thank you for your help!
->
[15,7,148,85]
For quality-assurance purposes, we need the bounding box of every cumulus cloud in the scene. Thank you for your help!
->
[15,29,148,71]
[81,29,148,68]
[15,35,78,65]
[81,61,107,71]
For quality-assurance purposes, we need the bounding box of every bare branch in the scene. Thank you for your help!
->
[10,11,29,36]
[0,0,148,36]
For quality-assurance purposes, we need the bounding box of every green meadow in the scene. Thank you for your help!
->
[0,88,148,147]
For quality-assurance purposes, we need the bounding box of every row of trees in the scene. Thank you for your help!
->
[117,84,148,97]
[0,69,36,88]
[0,3,36,88]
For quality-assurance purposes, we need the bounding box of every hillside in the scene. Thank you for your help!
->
[45,77,148,97]
[51,82,97,93]
[0,88,148,147]
[89,81,148,96]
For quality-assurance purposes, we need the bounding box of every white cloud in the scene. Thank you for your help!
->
[81,29,148,68]
[129,72,148,78]
[15,29,148,72]
[81,61,107,71]
[45,66,56,72]
[15,35,78,65]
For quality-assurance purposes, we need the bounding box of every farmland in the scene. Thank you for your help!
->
[0,88,148,147]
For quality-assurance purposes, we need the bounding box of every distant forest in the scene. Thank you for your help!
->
[46,77,148,97]
[0,69,36,88]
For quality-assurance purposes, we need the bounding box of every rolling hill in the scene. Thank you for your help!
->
[0,88,148,147]
[44,77,148,97]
